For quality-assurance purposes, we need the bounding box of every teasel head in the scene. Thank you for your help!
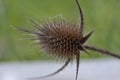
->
[16,0,120,80]
[36,17,92,60]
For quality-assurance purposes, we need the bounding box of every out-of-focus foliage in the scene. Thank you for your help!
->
[0,0,120,61]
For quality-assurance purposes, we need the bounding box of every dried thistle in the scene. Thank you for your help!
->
[17,0,120,80]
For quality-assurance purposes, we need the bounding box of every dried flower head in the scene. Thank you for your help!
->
[37,17,87,60]
[17,0,120,80]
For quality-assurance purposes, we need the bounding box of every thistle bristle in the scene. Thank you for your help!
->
[29,17,83,60]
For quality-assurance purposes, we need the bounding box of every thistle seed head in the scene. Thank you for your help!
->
[35,17,84,60]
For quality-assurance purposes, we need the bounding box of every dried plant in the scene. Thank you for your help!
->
[16,0,120,80]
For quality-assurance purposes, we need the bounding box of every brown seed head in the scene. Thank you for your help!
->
[37,18,83,60]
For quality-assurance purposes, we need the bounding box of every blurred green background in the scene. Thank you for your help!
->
[0,0,120,61]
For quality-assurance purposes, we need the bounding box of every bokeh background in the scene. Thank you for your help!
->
[0,0,120,61]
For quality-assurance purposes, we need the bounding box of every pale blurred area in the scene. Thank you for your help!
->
[0,59,120,80]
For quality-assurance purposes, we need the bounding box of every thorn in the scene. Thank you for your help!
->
[78,44,90,55]
[81,45,90,55]
[80,30,94,44]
